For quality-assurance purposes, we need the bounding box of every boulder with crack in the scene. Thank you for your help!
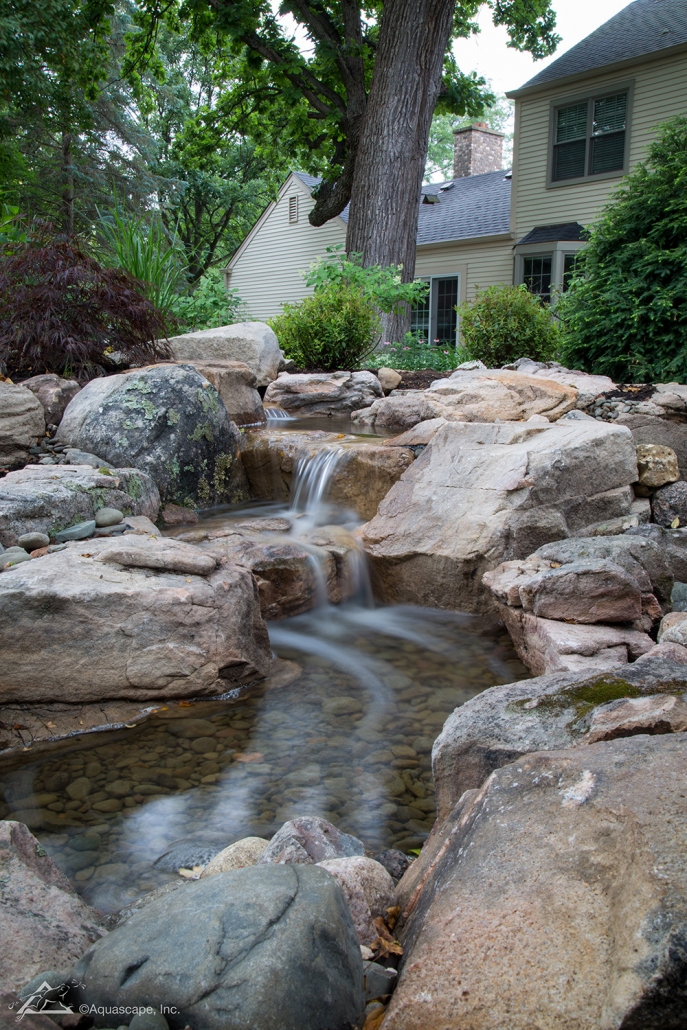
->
[0,382,45,467]
[363,420,638,613]
[165,321,284,387]
[352,369,577,429]
[0,464,160,549]
[20,374,81,427]
[0,820,106,992]
[56,364,248,507]
[385,734,687,1030]
[0,535,271,703]
[264,370,383,416]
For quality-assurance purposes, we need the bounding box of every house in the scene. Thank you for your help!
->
[225,0,687,340]
[508,0,687,300]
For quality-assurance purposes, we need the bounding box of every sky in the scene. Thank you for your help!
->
[453,0,633,95]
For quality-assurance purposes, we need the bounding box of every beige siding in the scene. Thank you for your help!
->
[513,50,687,239]
[226,176,346,320]
[415,236,514,300]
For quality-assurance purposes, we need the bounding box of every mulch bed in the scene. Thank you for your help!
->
[603,384,656,402]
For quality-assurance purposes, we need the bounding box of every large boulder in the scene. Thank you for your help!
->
[505,358,616,409]
[70,864,364,1030]
[166,322,283,387]
[259,816,365,865]
[352,370,577,429]
[56,365,248,507]
[0,383,45,468]
[239,428,414,520]
[265,370,383,416]
[20,374,81,427]
[385,734,687,1030]
[0,464,159,549]
[430,657,687,822]
[363,420,638,613]
[0,535,271,703]
[161,359,265,426]
[317,856,395,945]
[1,820,105,992]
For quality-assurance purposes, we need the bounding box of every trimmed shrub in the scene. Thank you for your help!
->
[557,116,687,383]
[458,284,560,367]
[0,231,172,381]
[269,283,380,371]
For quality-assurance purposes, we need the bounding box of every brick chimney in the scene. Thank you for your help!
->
[453,122,504,179]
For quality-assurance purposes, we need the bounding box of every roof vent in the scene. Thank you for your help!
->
[423,193,440,204]
[439,181,455,192]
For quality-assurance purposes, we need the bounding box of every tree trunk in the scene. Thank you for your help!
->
[61,132,74,235]
[346,0,456,341]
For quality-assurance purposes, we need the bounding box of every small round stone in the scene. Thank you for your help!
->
[2,547,33,567]
[18,532,50,550]
[95,507,124,528]
[129,1012,169,1030]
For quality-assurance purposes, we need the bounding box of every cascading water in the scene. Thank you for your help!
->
[0,417,528,914]
[264,406,295,420]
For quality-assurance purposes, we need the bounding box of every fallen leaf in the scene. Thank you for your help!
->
[363,1008,386,1030]
[13,723,28,730]
[45,721,55,728]
[672,517,681,529]
[178,700,194,707]
[178,865,204,879]
[386,905,401,931]
[549,561,562,568]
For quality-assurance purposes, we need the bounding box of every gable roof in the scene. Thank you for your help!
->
[295,169,512,245]
[509,0,687,97]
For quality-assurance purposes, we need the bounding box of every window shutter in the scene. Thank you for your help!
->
[289,196,298,223]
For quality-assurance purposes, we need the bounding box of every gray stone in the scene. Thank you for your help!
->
[626,523,687,583]
[373,849,412,882]
[17,533,50,551]
[0,535,271,703]
[153,834,231,873]
[166,322,283,387]
[64,448,113,469]
[387,735,687,1030]
[94,508,123,528]
[265,371,383,417]
[260,816,365,865]
[128,1012,168,1030]
[0,820,105,992]
[70,865,364,1030]
[56,365,248,507]
[0,383,45,468]
[363,962,397,1002]
[431,657,687,822]
[2,547,33,567]
[0,464,159,549]
[363,420,638,613]
[318,856,395,945]
[93,524,127,537]
[53,520,95,542]
[21,374,81,427]
[651,480,687,528]
[18,970,73,1003]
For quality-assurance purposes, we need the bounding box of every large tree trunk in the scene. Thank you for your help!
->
[61,132,74,235]
[346,0,456,341]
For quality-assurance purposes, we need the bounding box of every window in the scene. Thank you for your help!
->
[551,89,628,183]
[523,255,552,303]
[563,252,579,290]
[411,275,460,344]
[288,195,299,223]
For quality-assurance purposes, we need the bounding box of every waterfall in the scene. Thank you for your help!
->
[290,447,345,516]
[264,406,295,420]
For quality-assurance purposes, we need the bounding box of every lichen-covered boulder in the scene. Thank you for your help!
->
[56,365,248,507]
[0,464,159,549]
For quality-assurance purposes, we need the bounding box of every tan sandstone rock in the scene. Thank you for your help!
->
[363,420,638,613]
[636,443,679,489]
[160,359,265,426]
[200,837,269,877]
[0,383,45,468]
[376,367,402,394]
[318,856,395,945]
[0,535,271,703]
[582,692,687,742]
[20,374,81,427]
[264,371,383,416]
[0,820,106,992]
[658,610,687,646]
[386,734,687,1030]
[166,321,283,387]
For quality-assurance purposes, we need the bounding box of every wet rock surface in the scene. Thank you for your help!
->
[71,864,365,1030]
[0,820,105,992]
[387,734,687,1030]
[56,365,248,507]
[166,321,283,388]
[0,464,159,549]
[0,382,46,468]
[265,371,383,416]
[0,535,271,703]
[363,420,638,613]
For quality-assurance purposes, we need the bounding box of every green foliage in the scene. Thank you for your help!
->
[368,333,463,372]
[557,116,687,383]
[458,284,560,366]
[171,268,244,332]
[0,204,27,246]
[304,246,428,314]
[97,208,186,314]
[269,284,381,372]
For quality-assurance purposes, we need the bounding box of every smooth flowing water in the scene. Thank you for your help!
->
[0,418,527,914]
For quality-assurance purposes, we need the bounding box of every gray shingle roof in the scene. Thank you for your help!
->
[292,169,512,244]
[512,0,687,95]
[516,222,586,245]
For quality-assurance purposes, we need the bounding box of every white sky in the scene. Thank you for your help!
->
[453,0,632,95]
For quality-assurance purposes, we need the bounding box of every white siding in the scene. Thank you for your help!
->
[226,176,346,320]
[512,50,687,240]
[415,237,514,300]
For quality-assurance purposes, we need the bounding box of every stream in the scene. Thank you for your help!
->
[0,418,527,914]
